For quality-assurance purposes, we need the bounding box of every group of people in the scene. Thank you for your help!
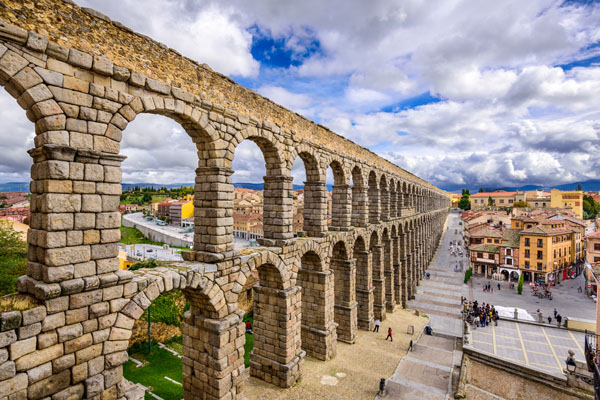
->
[544,308,564,327]
[463,299,499,328]
[482,281,501,293]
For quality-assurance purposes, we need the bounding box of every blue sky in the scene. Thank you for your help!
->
[1,0,600,191]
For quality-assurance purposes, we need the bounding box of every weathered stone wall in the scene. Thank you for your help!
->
[0,3,451,399]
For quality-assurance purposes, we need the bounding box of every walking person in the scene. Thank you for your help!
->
[409,340,413,352]
[386,327,393,341]
[373,319,381,332]
[556,314,562,327]
[548,315,552,324]
[553,308,558,318]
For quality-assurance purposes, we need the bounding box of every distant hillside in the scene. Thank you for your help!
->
[441,179,600,193]
[0,182,29,192]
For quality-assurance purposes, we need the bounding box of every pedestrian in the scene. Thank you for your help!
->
[409,340,413,351]
[245,320,253,334]
[556,314,562,327]
[578,286,583,293]
[373,319,381,332]
[553,308,558,318]
[548,316,552,324]
[386,327,393,341]
[497,283,501,290]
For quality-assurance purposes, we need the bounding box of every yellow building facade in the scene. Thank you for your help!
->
[518,220,576,282]
[550,189,583,219]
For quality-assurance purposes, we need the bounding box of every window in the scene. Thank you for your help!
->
[495,239,500,244]
[487,239,492,243]
[537,239,543,247]
[524,238,530,247]
[537,251,543,260]
[509,199,513,204]
[500,199,505,204]
[524,261,530,269]
[506,248,512,256]
[477,252,483,258]
[506,258,513,265]
[558,249,561,257]
[537,263,543,271]
[489,254,495,260]
[595,256,600,262]
[553,250,556,258]
[595,243,600,251]
[524,249,530,258]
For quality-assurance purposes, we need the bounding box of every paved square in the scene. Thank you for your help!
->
[469,319,585,378]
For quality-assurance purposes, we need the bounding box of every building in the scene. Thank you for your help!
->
[449,193,461,207]
[550,189,583,219]
[469,191,516,209]
[0,207,30,223]
[514,190,551,208]
[517,218,577,283]
[169,200,193,226]
[233,213,263,240]
[588,231,600,264]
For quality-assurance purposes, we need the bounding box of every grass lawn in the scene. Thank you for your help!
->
[120,226,188,250]
[123,347,183,400]
[244,333,254,368]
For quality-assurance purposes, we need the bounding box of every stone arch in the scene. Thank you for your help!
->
[389,177,398,219]
[351,164,368,227]
[116,268,238,399]
[292,144,327,237]
[379,174,390,221]
[231,127,291,243]
[329,157,351,229]
[238,250,290,290]
[330,239,357,343]
[368,170,380,224]
[353,235,373,330]
[231,126,287,175]
[115,97,219,155]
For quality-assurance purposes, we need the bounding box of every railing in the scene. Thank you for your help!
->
[585,330,600,400]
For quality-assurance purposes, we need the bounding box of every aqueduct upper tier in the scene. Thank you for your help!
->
[0,1,450,399]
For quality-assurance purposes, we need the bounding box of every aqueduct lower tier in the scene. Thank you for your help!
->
[0,2,450,399]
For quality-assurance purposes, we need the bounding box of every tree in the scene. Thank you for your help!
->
[513,200,529,208]
[458,193,470,210]
[488,196,494,207]
[479,188,485,193]
[577,183,583,191]
[464,267,473,283]
[583,195,600,220]
[517,273,524,295]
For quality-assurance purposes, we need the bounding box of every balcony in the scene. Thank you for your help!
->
[585,331,600,399]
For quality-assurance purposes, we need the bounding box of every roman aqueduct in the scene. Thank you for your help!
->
[0,1,449,399]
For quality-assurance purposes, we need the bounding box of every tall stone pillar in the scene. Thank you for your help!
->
[368,185,380,224]
[194,166,234,263]
[400,234,409,307]
[371,245,386,320]
[402,192,410,217]
[251,286,304,387]
[355,250,374,330]
[351,185,368,227]
[261,175,293,245]
[392,235,402,306]
[303,181,328,237]
[332,258,358,343]
[380,186,389,221]
[182,310,245,399]
[389,189,397,219]
[383,239,395,312]
[298,268,337,361]
[331,184,351,230]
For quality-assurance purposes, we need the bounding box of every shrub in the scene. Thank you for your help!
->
[464,268,473,284]
[517,274,524,295]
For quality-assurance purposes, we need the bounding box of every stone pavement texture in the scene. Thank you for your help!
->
[469,319,585,379]
[242,309,428,400]
[380,212,465,399]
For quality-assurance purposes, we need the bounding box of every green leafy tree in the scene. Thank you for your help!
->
[488,196,494,207]
[577,183,583,191]
[513,200,529,208]
[479,188,485,193]
[517,273,524,295]
[458,193,470,210]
